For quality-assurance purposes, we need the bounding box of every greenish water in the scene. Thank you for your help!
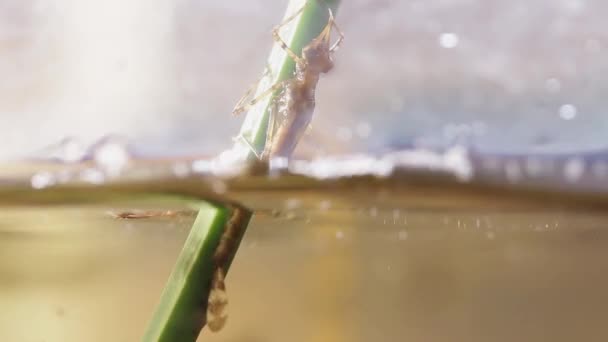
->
[2,192,608,342]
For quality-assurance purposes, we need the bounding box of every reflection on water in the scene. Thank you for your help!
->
[2,201,608,342]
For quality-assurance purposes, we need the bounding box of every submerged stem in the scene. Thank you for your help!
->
[143,203,252,342]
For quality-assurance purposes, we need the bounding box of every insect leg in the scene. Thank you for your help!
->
[272,3,308,67]
[232,63,274,116]
[231,77,290,116]
[261,94,280,159]
[327,8,345,52]
[233,80,289,159]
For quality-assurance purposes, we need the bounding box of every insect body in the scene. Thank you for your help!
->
[206,205,248,332]
[232,2,344,161]
[108,210,192,219]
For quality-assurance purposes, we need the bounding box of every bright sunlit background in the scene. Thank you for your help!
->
[1,0,607,159]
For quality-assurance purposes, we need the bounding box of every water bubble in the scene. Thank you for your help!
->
[564,158,585,182]
[335,230,344,239]
[545,78,561,93]
[392,209,400,220]
[269,156,288,168]
[93,141,130,176]
[31,171,55,189]
[486,231,496,240]
[398,230,408,240]
[60,139,86,163]
[558,104,577,120]
[439,32,459,48]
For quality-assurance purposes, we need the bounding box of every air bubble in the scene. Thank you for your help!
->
[439,33,459,48]
[31,171,55,189]
[564,158,585,182]
[559,104,577,120]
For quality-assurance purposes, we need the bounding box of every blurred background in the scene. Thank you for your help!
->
[0,0,607,160]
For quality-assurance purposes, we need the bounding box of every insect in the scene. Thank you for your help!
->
[232,1,344,161]
[108,210,193,219]
[206,205,248,332]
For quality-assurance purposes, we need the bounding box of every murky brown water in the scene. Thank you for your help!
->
[2,195,608,342]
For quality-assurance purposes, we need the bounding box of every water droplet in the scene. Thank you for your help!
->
[268,157,289,172]
[439,32,459,48]
[564,158,585,182]
[443,146,473,181]
[559,104,577,120]
[31,171,55,189]
[93,141,131,176]
[392,209,400,220]
[398,230,408,240]
[60,138,86,163]
[335,230,344,239]
[486,231,496,240]
[545,78,561,93]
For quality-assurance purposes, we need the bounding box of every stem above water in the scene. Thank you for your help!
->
[230,0,342,162]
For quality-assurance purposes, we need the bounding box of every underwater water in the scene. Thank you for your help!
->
[2,185,608,342]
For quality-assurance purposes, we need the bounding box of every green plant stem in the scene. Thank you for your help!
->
[142,203,252,342]
[231,0,342,161]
